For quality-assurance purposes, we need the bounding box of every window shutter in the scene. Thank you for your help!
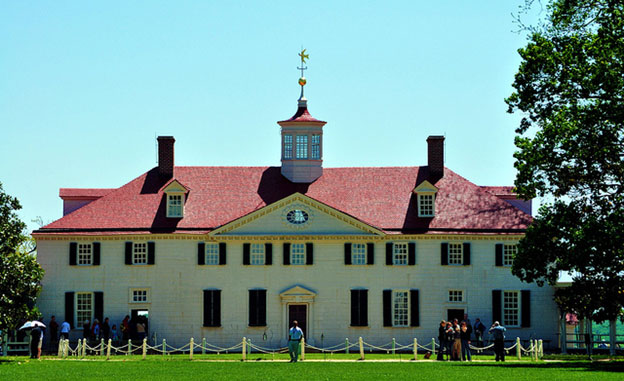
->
[386,243,393,265]
[492,290,502,325]
[203,290,210,326]
[350,290,358,326]
[408,243,416,266]
[367,243,374,265]
[94,291,104,323]
[258,290,266,326]
[243,243,250,265]
[147,242,155,265]
[345,243,352,265]
[198,243,205,265]
[204,290,221,327]
[249,290,266,326]
[463,243,471,265]
[69,242,77,266]
[441,243,448,266]
[265,243,273,265]
[219,243,227,265]
[521,290,531,327]
[306,243,313,265]
[283,243,291,265]
[410,289,419,327]
[383,290,392,327]
[495,244,503,266]
[125,242,133,265]
[65,292,74,329]
[361,290,368,326]
[93,242,101,266]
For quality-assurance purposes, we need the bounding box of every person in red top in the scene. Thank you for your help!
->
[121,315,130,341]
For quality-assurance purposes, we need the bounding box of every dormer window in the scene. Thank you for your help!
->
[413,180,438,217]
[161,179,189,218]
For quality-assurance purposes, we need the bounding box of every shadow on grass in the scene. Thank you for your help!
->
[460,361,624,373]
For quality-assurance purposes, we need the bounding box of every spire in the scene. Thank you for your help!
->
[297,48,309,106]
[278,48,325,124]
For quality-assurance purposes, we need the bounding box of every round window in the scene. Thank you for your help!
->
[286,209,309,225]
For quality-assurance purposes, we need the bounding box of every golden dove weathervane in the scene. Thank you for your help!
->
[297,48,309,100]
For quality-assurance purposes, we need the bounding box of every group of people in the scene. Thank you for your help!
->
[437,314,502,361]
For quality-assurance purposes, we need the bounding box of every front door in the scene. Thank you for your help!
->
[447,309,464,323]
[288,304,307,339]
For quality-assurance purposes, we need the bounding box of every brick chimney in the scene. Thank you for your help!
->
[157,136,175,178]
[427,135,444,179]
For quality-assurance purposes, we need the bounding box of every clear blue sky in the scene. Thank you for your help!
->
[0,1,541,232]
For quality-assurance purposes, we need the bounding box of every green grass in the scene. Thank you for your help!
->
[1,356,624,380]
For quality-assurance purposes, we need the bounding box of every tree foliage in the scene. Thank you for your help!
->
[0,182,44,331]
[507,0,624,322]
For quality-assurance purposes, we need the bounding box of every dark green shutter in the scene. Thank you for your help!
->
[249,290,266,326]
[204,290,221,327]
[125,242,133,265]
[386,243,393,265]
[441,243,448,265]
[351,289,368,327]
[94,292,104,322]
[345,243,352,265]
[65,292,74,328]
[492,290,502,324]
[147,242,155,264]
[306,243,313,265]
[463,243,471,265]
[69,242,77,266]
[367,243,374,265]
[93,242,101,266]
[383,290,392,327]
[410,289,419,327]
[283,243,290,265]
[203,290,211,326]
[521,290,531,327]
[219,243,227,265]
[198,243,205,265]
[408,243,416,265]
[243,243,250,265]
[360,289,368,326]
[495,244,503,266]
[265,243,272,265]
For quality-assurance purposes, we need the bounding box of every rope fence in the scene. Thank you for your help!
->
[53,335,544,361]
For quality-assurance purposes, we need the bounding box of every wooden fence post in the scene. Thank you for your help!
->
[413,338,418,360]
[189,338,194,360]
[516,337,521,360]
[106,339,111,360]
[301,337,305,361]
[142,338,147,360]
[242,337,246,361]
[359,337,364,360]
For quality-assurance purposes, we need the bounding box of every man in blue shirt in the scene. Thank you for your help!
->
[489,321,507,361]
[288,320,304,363]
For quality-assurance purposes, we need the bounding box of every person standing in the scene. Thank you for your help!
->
[437,320,447,361]
[452,319,462,361]
[460,322,472,361]
[59,320,71,340]
[83,319,91,340]
[121,315,130,341]
[48,316,59,347]
[473,318,486,347]
[287,320,304,363]
[101,317,111,341]
[30,326,43,359]
[489,321,507,362]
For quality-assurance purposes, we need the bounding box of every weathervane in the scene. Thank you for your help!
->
[297,48,309,101]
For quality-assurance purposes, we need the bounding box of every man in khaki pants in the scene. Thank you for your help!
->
[288,320,304,362]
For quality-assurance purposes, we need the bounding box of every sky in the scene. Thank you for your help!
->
[0,1,542,233]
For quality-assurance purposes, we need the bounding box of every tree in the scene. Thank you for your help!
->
[506,0,624,325]
[0,182,44,332]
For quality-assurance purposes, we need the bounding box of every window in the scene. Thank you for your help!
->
[448,290,464,302]
[205,244,220,265]
[311,135,320,159]
[131,289,149,303]
[203,290,221,327]
[76,292,93,327]
[167,194,183,217]
[350,289,368,326]
[250,244,266,265]
[248,289,267,326]
[393,290,409,327]
[133,243,148,265]
[503,244,517,266]
[78,243,93,265]
[296,135,308,159]
[418,194,434,217]
[393,243,408,265]
[283,135,293,159]
[448,243,463,265]
[352,244,367,265]
[291,243,306,265]
[503,291,520,327]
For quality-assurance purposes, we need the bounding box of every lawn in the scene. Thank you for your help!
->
[1,356,624,380]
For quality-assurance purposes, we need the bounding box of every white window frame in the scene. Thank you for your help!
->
[166,193,184,218]
[250,244,266,265]
[133,242,148,265]
[393,243,408,265]
[392,290,409,327]
[77,243,93,265]
[283,134,293,159]
[295,135,308,159]
[205,243,220,265]
[352,243,367,265]
[448,290,464,303]
[503,244,517,267]
[448,243,463,265]
[290,243,306,265]
[503,290,520,327]
[311,134,321,159]
[129,288,150,304]
[417,193,435,217]
[76,292,93,328]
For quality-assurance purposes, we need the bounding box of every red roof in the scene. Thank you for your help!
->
[278,106,326,124]
[36,166,531,235]
[480,186,515,197]
[59,188,115,199]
